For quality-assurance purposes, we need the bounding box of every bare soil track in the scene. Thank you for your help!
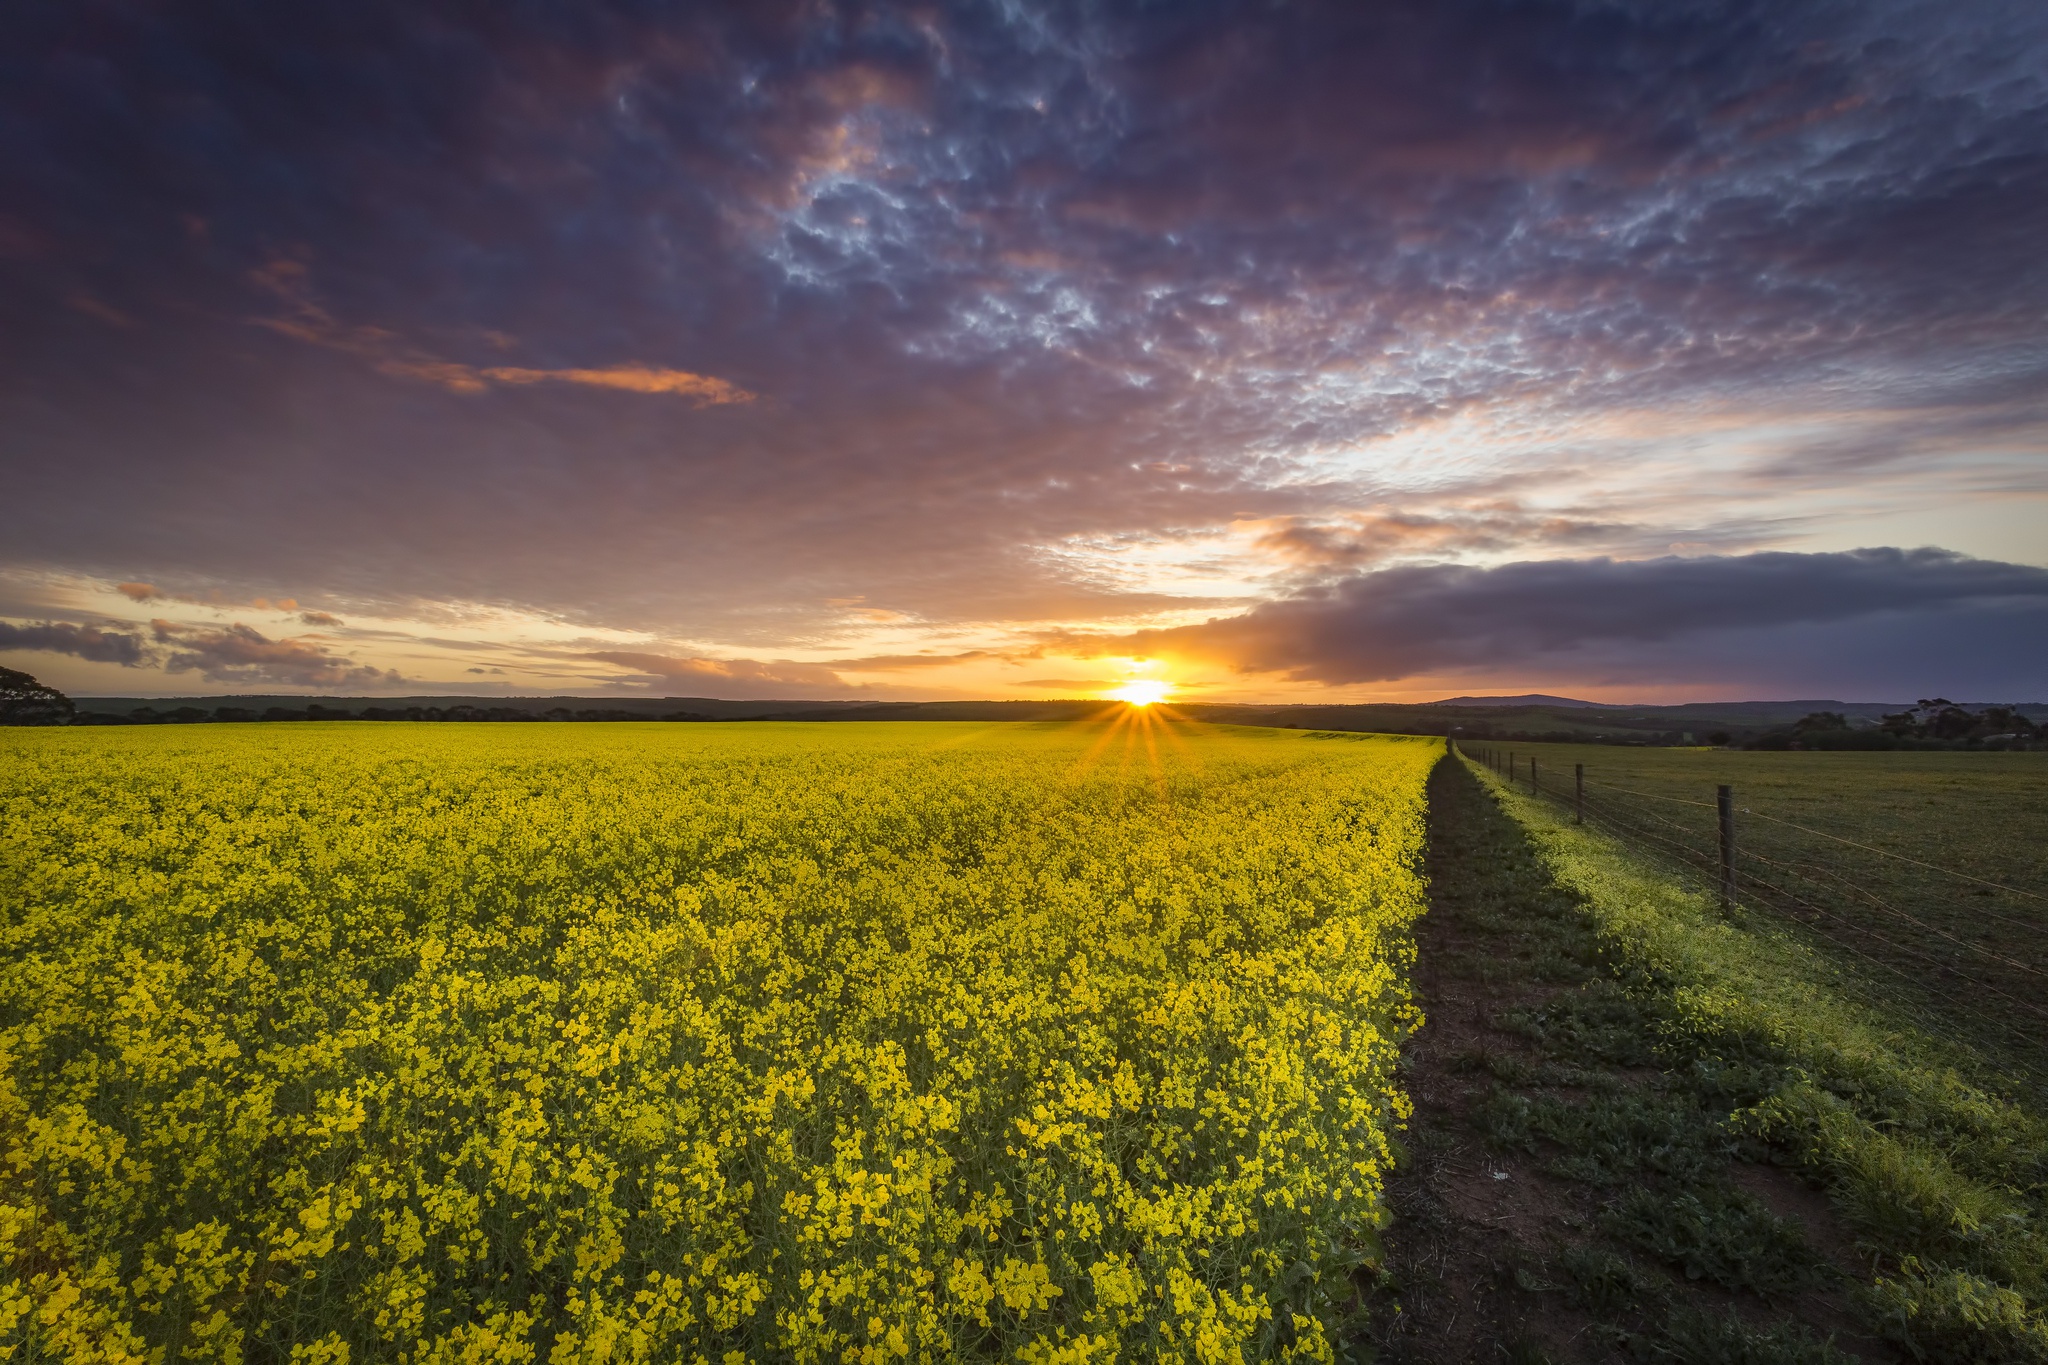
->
[1359,758,1901,1364]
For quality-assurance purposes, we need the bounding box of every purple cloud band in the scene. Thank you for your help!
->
[1107,548,2048,686]
[0,621,148,666]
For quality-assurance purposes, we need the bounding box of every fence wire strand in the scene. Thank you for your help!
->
[1460,744,2048,1066]
[1738,806,2047,902]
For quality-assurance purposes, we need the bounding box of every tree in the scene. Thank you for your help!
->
[1976,706,2038,739]
[0,667,76,725]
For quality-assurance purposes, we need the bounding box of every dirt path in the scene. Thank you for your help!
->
[1359,757,1900,1364]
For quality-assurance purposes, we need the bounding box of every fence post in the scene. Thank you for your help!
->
[1530,758,1539,794]
[1509,753,1516,782]
[1575,763,1584,824]
[1717,784,1735,911]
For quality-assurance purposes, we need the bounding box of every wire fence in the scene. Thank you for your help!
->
[1457,742,2048,1093]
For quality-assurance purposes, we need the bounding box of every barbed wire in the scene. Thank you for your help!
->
[1578,777,1719,809]
[1734,844,2048,981]
[1726,862,2048,1045]
[1739,807,2047,902]
[1739,836,2048,942]
[1487,747,2044,902]
[1460,743,2048,1062]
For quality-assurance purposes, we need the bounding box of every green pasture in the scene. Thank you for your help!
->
[1467,741,2048,1096]
[1470,758,2048,1362]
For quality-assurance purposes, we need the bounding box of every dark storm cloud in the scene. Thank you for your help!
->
[2,0,2046,645]
[0,621,149,665]
[1105,548,2048,687]
[151,620,402,688]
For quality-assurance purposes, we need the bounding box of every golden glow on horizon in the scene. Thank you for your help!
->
[1104,678,1173,706]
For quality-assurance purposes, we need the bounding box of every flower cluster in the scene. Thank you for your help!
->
[0,721,1434,1363]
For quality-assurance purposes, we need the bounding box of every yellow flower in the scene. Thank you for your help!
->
[0,722,1434,1363]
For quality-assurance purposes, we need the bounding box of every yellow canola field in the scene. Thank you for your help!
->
[0,720,1436,1365]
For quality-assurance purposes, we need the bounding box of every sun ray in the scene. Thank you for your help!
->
[1104,678,1173,706]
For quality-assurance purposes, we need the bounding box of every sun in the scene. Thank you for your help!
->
[1105,678,1173,706]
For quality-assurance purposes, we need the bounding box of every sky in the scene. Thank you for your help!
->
[4,0,2046,704]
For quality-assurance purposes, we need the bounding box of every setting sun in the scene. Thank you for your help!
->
[1105,678,1173,706]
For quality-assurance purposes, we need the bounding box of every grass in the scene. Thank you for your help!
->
[1471,753,2048,1362]
[1368,755,1882,1363]
[1469,742,2048,1096]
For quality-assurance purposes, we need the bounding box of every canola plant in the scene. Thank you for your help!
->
[0,720,1435,1364]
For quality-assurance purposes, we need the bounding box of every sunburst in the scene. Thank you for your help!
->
[1104,678,1173,706]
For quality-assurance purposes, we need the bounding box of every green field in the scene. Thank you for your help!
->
[0,720,1435,1364]
[1427,757,2048,1363]
[1467,742,2048,1092]
[8,720,2048,1363]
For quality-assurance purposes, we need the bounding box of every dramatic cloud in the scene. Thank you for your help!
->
[1245,510,1647,573]
[152,621,401,688]
[1020,678,1118,692]
[470,367,751,404]
[117,582,304,611]
[1108,549,2048,690]
[0,621,148,665]
[244,259,755,403]
[583,652,851,696]
[829,651,1005,671]
[3,1,2045,697]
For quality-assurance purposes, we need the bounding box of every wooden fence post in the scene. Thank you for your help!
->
[1574,763,1584,824]
[1718,784,1736,911]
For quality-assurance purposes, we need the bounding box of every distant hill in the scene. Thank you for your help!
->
[58,691,2048,745]
[1431,694,1619,708]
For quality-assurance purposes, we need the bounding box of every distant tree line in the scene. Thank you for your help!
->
[1436,724,1715,747]
[7,667,2042,746]
[73,704,715,725]
[1745,700,2041,750]
[0,670,718,725]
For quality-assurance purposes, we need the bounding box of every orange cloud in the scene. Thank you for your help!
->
[253,260,753,405]
[479,365,752,404]
[585,651,844,688]
[830,650,997,671]
[374,358,492,394]
[115,581,302,611]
